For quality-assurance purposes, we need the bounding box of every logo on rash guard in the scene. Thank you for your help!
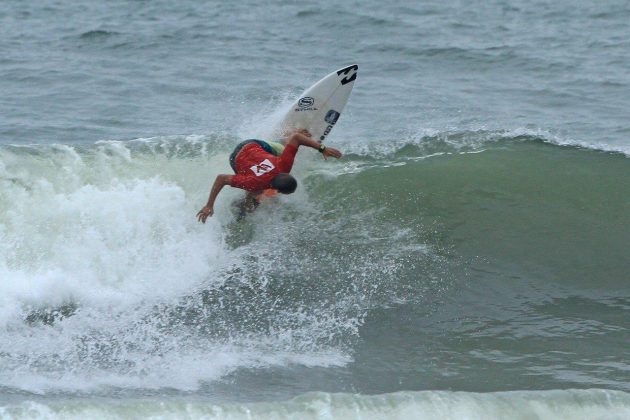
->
[250,159,275,176]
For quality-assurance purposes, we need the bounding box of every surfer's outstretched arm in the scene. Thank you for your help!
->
[286,130,342,160]
[197,174,233,223]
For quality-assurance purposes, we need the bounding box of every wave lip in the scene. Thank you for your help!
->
[1,389,629,420]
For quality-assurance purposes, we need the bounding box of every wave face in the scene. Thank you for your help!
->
[1,389,629,420]
[0,132,628,400]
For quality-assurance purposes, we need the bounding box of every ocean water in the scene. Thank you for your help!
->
[1,0,629,418]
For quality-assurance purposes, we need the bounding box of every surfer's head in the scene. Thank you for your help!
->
[271,173,297,194]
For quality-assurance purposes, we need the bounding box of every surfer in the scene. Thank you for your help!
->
[197,129,342,222]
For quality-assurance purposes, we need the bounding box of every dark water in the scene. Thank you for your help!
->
[1,0,629,418]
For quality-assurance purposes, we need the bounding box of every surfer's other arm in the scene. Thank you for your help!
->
[286,130,342,160]
[197,174,233,223]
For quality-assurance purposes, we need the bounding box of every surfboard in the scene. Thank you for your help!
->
[274,64,358,142]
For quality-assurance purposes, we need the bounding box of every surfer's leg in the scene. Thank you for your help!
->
[234,192,260,221]
[244,192,261,211]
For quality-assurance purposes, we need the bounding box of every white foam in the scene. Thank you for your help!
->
[1,389,629,420]
[0,140,357,392]
[236,90,297,141]
[0,176,220,318]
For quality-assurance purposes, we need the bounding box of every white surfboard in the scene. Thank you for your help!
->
[275,64,358,142]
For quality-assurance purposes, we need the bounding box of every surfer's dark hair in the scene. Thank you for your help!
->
[271,173,297,194]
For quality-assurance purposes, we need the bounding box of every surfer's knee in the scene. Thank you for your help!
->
[271,173,297,194]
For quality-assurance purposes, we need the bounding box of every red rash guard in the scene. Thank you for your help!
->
[230,143,298,192]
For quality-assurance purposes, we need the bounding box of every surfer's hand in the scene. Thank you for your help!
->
[197,206,213,223]
[322,147,342,160]
[296,128,312,137]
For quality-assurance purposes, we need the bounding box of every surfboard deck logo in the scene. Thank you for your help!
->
[325,110,340,125]
[337,65,358,85]
[296,96,317,112]
[320,110,341,141]
[298,97,315,108]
